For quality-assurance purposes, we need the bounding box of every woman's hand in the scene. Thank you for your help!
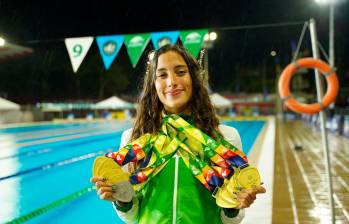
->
[236,185,266,209]
[90,177,116,202]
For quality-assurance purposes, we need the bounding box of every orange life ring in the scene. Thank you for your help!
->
[278,58,339,114]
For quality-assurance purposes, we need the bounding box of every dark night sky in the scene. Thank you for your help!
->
[0,0,348,103]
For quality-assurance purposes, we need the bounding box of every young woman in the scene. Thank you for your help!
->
[91,44,265,224]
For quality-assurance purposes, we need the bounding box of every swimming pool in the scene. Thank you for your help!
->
[0,120,264,223]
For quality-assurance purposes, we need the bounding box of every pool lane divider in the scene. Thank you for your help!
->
[0,132,120,160]
[0,148,115,182]
[15,126,114,143]
[8,129,122,151]
[5,185,95,224]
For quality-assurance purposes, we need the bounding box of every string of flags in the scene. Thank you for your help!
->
[64,29,208,73]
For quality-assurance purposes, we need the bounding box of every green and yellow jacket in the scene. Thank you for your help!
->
[113,125,245,224]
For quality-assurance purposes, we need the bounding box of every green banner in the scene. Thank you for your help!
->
[125,33,150,67]
[180,29,208,58]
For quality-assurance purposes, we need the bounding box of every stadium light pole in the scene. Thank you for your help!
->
[310,18,335,224]
[203,32,217,92]
[314,0,336,67]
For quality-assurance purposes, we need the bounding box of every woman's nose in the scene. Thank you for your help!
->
[166,73,178,87]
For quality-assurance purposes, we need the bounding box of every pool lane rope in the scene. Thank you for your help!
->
[278,58,339,114]
[2,149,116,222]
[0,148,115,182]
[5,185,95,224]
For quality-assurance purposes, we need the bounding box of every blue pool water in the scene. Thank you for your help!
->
[0,120,264,223]
[223,120,265,155]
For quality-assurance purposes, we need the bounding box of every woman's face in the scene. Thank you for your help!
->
[155,51,193,114]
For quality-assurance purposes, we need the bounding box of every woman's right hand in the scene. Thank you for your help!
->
[90,176,116,202]
[90,176,134,204]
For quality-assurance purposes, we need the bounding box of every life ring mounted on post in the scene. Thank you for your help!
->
[278,58,339,114]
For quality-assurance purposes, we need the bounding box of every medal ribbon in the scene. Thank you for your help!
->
[105,114,249,193]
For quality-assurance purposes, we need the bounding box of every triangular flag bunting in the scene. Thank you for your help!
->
[96,35,124,70]
[180,29,208,58]
[65,37,94,73]
[151,31,180,50]
[125,33,150,68]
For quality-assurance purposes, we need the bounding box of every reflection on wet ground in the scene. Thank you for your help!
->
[273,120,349,224]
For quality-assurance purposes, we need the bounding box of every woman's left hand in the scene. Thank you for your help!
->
[236,185,266,209]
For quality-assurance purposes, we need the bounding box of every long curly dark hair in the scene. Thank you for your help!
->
[131,44,220,141]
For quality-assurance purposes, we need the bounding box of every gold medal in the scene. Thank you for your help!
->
[92,156,129,184]
[215,165,261,208]
[236,166,261,189]
[215,182,240,208]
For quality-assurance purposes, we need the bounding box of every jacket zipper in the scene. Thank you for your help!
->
[172,155,179,224]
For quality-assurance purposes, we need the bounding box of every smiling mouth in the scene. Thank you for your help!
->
[166,89,183,96]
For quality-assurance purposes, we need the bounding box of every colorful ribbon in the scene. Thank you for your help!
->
[106,114,248,193]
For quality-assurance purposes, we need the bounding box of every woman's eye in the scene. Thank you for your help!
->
[157,73,167,79]
[178,70,187,75]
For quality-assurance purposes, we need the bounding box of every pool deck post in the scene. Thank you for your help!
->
[309,18,335,224]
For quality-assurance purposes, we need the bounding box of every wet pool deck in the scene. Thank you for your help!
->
[273,120,349,224]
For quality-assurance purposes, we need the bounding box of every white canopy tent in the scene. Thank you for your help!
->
[0,97,20,110]
[0,97,21,124]
[210,93,232,109]
[95,96,134,110]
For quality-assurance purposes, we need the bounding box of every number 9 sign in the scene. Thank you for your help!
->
[65,37,93,73]
[73,44,83,57]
